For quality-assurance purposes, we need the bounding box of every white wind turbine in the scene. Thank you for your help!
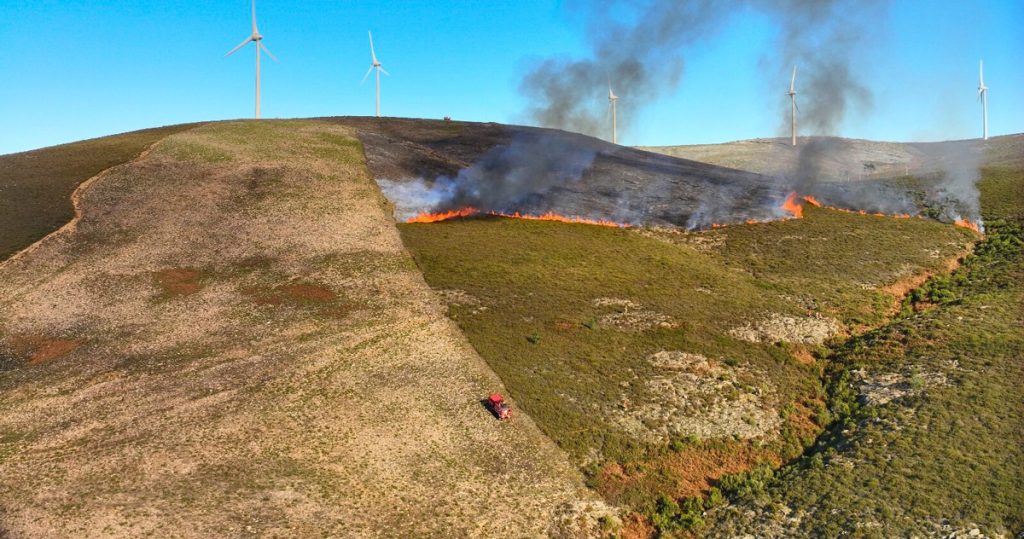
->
[787,65,798,146]
[608,81,619,144]
[362,31,389,117]
[978,60,989,141]
[225,0,277,119]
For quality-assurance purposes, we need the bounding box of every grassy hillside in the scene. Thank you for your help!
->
[705,166,1024,537]
[0,124,202,261]
[398,203,973,532]
[640,134,1024,179]
[0,120,601,537]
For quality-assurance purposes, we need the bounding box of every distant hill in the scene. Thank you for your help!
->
[640,134,1024,179]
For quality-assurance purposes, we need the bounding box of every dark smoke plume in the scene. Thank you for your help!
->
[376,0,985,230]
[520,0,885,142]
[376,135,599,220]
[520,0,734,139]
[774,0,881,136]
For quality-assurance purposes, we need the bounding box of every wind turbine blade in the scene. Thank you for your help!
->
[361,66,374,84]
[790,65,797,92]
[368,31,377,63]
[252,0,258,34]
[225,37,253,57]
[979,60,984,85]
[380,67,391,76]
[260,42,278,62]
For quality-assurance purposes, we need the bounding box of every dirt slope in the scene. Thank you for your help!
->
[0,120,603,537]
[0,124,201,261]
[641,134,1024,178]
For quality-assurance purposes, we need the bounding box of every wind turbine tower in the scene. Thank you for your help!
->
[787,65,798,146]
[978,60,989,141]
[225,0,277,119]
[608,82,619,144]
[362,32,389,117]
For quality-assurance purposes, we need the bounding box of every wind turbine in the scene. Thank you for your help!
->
[608,81,619,144]
[787,65,798,146]
[225,0,277,119]
[362,31,389,117]
[978,60,989,141]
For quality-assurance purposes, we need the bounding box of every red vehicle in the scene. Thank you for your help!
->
[488,393,511,420]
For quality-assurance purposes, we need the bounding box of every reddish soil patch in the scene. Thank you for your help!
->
[790,345,816,365]
[154,268,204,297]
[620,512,656,539]
[281,283,337,303]
[242,281,350,319]
[553,319,576,331]
[881,250,970,314]
[8,334,82,364]
[787,401,824,443]
[594,442,781,504]
[245,282,337,306]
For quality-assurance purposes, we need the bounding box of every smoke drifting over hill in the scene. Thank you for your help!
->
[520,0,887,141]
[516,0,987,226]
[377,135,599,221]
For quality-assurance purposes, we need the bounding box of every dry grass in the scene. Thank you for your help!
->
[0,120,602,537]
[0,124,202,261]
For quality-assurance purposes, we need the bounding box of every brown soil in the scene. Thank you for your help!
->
[881,249,972,314]
[154,268,204,297]
[790,346,816,365]
[620,512,656,539]
[8,334,82,364]
[595,443,781,503]
[0,120,600,537]
[786,401,824,443]
[245,282,338,305]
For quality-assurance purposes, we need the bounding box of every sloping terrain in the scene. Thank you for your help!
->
[0,120,603,537]
[0,124,202,261]
[1,117,1018,538]
[641,134,1024,179]
[705,166,1024,538]
[397,203,975,534]
[331,117,787,228]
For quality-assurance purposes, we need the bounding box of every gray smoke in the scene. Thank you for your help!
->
[920,141,986,225]
[520,0,734,138]
[376,135,598,220]
[521,0,885,142]
[775,0,881,136]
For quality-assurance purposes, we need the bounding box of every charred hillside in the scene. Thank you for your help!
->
[332,117,967,229]
[331,117,785,228]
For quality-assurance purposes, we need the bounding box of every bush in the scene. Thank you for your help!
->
[649,494,706,537]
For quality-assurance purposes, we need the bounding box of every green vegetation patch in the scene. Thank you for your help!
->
[397,207,968,522]
[667,206,974,328]
[0,123,202,261]
[707,167,1024,537]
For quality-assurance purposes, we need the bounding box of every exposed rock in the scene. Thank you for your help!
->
[610,351,779,443]
[436,288,481,307]
[729,312,841,344]
[592,297,641,309]
[855,368,950,406]
[592,297,678,331]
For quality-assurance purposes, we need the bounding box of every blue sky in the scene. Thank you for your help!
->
[0,0,1021,154]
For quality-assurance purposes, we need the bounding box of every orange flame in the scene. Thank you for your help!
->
[802,195,822,207]
[781,192,804,218]
[489,211,629,227]
[405,208,629,228]
[953,219,982,234]
[406,207,479,223]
